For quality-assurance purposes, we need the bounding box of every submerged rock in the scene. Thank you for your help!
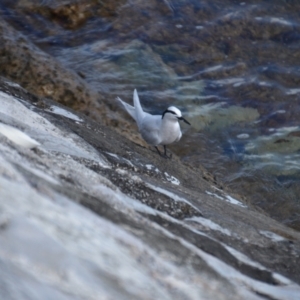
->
[187,104,259,131]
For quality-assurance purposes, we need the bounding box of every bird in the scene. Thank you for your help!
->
[116,89,190,158]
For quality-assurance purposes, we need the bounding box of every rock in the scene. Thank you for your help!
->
[0,78,299,300]
[0,18,105,120]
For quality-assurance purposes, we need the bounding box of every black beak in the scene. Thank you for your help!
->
[178,117,191,125]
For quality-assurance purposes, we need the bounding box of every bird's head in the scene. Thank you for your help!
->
[162,106,191,125]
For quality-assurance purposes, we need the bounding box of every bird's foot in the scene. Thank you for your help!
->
[164,152,172,159]
[155,146,172,159]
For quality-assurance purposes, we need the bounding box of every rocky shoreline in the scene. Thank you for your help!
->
[0,10,300,299]
[0,77,300,299]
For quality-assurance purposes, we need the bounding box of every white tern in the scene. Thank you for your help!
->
[116,89,190,158]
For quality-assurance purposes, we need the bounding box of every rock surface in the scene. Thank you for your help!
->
[0,2,300,299]
[0,18,105,119]
[0,79,300,300]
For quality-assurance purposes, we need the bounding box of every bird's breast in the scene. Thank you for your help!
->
[159,121,182,145]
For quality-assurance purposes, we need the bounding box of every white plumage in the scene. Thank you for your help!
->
[116,89,190,158]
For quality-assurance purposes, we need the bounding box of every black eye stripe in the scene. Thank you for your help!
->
[162,109,177,119]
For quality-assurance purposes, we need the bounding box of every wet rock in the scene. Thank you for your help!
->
[0,3,300,299]
[46,2,93,29]
[0,77,300,300]
[1,0,127,30]
[0,18,108,121]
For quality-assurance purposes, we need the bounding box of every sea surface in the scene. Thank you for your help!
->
[1,0,300,230]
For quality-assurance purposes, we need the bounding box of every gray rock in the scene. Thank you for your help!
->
[0,79,299,300]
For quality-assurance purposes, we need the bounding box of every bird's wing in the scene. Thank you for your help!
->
[139,115,162,146]
[116,96,136,121]
[133,89,145,124]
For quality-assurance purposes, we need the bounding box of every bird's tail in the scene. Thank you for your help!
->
[116,96,136,121]
[133,89,145,124]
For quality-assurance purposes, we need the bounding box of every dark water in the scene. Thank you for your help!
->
[2,0,300,229]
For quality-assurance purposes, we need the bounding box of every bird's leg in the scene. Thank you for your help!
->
[155,146,172,159]
[163,145,167,156]
[163,145,172,159]
[155,146,162,156]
